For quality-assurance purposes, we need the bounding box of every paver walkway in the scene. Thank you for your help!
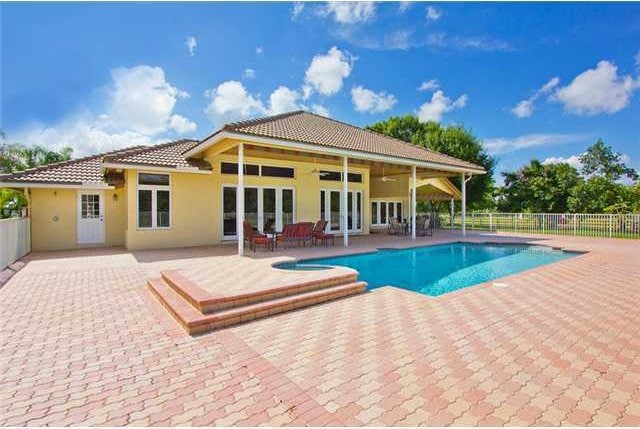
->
[1,232,639,426]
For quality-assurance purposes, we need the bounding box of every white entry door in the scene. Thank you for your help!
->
[77,191,105,244]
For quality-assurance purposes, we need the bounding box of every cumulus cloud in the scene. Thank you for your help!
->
[185,36,197,56]
[311,104,330,117]
[243,68,256,79]
[542,155,583,169]
[484,133,587,155]
[511,77,560,118]
[426,6,442,21]
[204,80,266,126]
[268,86,301,114]
[351,86,397,113]
[291,2,305,20]
[304,46,355,97]
[418,79,440,92]
[551,60,639,116]
[319,2,377,24]
[12,65,196,157]
[398,2,412,13]
[417,90,468,122]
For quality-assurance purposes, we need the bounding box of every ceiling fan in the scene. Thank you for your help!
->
[378,165,397,182]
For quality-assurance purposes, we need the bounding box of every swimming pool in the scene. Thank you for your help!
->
[277,243,578,296]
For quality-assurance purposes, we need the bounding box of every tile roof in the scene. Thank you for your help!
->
[218,111,484,171]
[0,140,208,186]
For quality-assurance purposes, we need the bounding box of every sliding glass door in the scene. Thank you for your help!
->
[371,200,403,227]
[223,185,295,239]
[320,189,362,233]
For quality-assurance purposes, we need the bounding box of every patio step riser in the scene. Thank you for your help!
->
[148,278,367,335]
[161,270,358,313]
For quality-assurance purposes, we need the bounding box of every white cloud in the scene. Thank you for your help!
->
[425,33,512,52]
[398,2,412,13]
[107,65,192,135]
[256,46,263,54]
[426,5,442,21]
[351,86,397,113]
[511,77,560,118]
[268,86,301,114]
[311,104,330,117]
[243,68,256,79]
[204,80,266,126]
[319,2,376,24]
[417,90,468,122]
[418,79,440,92]
[11,65,196,157]
[185,36,197,56]
[304,46,355,97]
[635,50,640,68]
[291,2,305,20]
[552,60,639,116]
[484,133,587,155]
[542,155,583,169]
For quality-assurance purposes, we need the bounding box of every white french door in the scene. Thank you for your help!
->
[222,185,295,239]
[371,200,403,226]
[77,191,105,244]
[320,189,362,233]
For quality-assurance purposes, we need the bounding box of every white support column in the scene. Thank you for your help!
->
[450,198,454,230]
[411,165,417,240]
[237,143,245,255]
[342,156,349,247]
[461,173,467,236]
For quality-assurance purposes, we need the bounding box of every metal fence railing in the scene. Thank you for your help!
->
[435,212,640,240]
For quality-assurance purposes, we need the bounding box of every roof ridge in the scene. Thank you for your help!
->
[105,139,198,162]
[0,144,148,180]
[223,110,305,131]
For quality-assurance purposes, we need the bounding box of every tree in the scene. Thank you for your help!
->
[579,139,638,181]
[567,177,637,214]
[367,115,496,209]
[496,160,582,213]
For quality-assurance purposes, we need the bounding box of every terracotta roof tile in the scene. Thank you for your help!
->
[104,139,208,170]
[221,111,483,171]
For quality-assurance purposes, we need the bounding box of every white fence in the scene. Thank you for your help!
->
[0,217,31,270]
[436,212,640,239]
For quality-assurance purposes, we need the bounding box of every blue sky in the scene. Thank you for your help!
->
[2,2,639,183]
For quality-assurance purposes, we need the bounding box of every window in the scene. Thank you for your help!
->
[81,194,100,219]
[371,201,403,226]
[137,173,171,229]
[319,171,363,183]
[221,162,259,175]
[262,165,294,178]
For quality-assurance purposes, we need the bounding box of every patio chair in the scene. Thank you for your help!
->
[297,222,314,247]
[416,215,433,237]
[243,221,268,251]
[389,218,405,235]
[276,223,299,249]
[312,219,335,246]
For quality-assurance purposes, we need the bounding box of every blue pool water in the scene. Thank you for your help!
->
[280,243,578,296]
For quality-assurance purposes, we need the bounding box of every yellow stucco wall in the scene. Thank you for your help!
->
[30,187,126,251]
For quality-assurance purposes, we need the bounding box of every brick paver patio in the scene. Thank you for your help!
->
[1,231,640,426]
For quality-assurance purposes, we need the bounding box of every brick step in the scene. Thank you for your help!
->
[160,269,358,313]
[148,277,366,335]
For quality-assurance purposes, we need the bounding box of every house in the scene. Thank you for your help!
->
[0,111,484,253]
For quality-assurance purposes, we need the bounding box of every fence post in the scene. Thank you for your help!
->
[609,214,613,238]
[573,214,577,236]
[489,213,493,231]
[472,212,475,230]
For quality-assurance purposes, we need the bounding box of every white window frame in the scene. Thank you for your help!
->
[320,188,363,233]
[371,199,403,227]
[221,184,296,240]
[137,172,172,230]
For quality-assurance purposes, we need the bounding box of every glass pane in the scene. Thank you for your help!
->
[320,190,326,222]
[81,195,88,218]
[330,191,340,231]
[245,188,258,229]
[223,187,236,236]
[157,190,170,227]
[357,193,362,229]
[372,202,378,224]
[282,189,294,227]
[396,202,402,222]
[262,165,294,178]
[138,190,152,228]
[347,192,353,230]
[138,173,169,186]
[347,173,362,183]
[220,162,259,175]
[319,171,341,181]
[380,202,387,225]
[263,188,276,233]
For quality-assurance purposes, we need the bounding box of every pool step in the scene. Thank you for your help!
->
[160,269,359,313]
[148,277,366,335]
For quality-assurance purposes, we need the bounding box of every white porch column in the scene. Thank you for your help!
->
[461,173,467,236]
[450,198,454,230]
[237,143,245,255]
[342,156,349,247]
[411,165,417,240]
